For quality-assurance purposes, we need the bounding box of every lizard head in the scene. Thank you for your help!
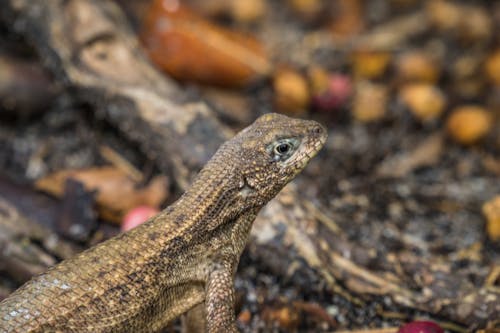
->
[234,113,327,204]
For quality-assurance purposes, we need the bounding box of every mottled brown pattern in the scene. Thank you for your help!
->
[0,113,326,332]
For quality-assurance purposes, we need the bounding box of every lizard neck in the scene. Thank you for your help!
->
[168,159,246,233]
[230,210,258,259]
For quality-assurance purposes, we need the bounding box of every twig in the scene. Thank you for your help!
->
[99,145,143,182]
[304,200,340,234]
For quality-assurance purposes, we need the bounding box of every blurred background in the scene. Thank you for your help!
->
[0,0,499,332]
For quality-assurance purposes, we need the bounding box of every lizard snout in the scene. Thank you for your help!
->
[311,124,325,135]
[308,122,328,144]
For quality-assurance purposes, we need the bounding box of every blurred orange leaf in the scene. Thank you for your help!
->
[142,0,271,87]
[35,167,168,224]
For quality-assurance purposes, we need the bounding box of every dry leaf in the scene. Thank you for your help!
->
[142,0,271,87]
[35,167,168,223]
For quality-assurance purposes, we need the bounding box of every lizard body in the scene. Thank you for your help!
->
[0,113,327,332]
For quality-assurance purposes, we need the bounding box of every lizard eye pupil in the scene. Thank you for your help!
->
[268,138,300,161]
[275,143,291,155]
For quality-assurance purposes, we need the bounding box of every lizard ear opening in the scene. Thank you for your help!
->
[238,177,254,198]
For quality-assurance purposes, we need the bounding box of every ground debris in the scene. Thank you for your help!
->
[0,0,499,331]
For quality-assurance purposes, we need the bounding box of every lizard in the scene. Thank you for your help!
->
[0,113,327,333]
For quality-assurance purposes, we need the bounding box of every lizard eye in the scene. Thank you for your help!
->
[275,143,291,155]
[269,138,300,161]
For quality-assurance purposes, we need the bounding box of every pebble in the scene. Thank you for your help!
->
[446,106,493,145]
[400,83,446,122]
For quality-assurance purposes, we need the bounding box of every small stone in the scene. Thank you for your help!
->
[396,51,440,83]
[446,106,493,145]
[482,196,500,241]
[352,81,388,122]
[273,67,310,116]
[400,83,446,122]
[326,305,339,316]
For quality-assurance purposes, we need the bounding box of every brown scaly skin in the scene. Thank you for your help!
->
[0,113,327,333]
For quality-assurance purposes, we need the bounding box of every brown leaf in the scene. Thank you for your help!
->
[35,167,168,224]
[142,0,271,87]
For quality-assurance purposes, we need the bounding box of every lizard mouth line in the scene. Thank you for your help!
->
[289,135,327,172]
